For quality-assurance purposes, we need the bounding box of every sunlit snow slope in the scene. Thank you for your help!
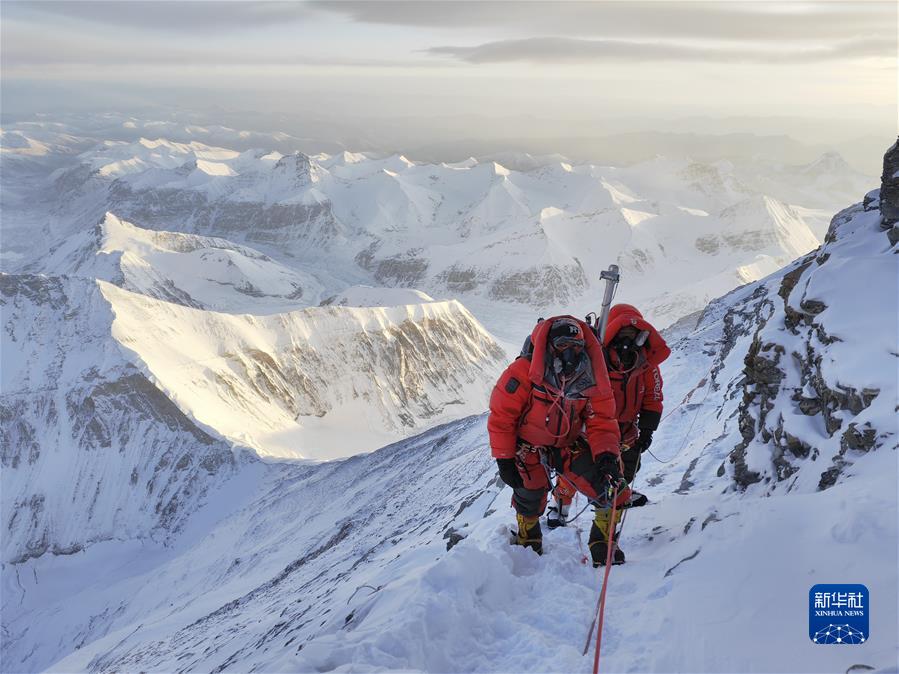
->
[103,282,504,459]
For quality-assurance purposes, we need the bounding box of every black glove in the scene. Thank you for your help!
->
[496,458,523,489]
[634,429,654,453]
[589,452,621,502]
[593,452,621,482]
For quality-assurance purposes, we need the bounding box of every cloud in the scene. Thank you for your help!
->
[2,1,315,32]
[427,36,897,65]
[0,18,434,70]
[315,1,896,43]
[1,35,429,69]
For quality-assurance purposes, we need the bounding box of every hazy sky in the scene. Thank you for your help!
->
[2,1,896,151]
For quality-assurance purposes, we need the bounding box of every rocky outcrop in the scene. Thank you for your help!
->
[273,152,317,187]
[880,138,899,225]
[106,181,346,253]
[724,161,893,493]
[488,263,589,306]
[879,138,899,245]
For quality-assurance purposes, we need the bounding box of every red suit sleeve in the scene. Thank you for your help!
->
[637,365,664,432]
[487,359,531,459]
[584,391,621,459]
[641,365,664,415]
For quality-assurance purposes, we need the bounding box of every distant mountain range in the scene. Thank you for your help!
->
[2,118,875,345]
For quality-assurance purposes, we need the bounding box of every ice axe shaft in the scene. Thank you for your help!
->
[596,265,620,342]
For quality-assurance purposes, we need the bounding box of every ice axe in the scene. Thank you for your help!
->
[595,264,620,342]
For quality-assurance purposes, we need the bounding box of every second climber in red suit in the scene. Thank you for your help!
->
[487,316,627,557]
[548,304,670,564]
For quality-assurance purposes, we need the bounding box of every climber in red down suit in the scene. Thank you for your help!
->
[549,304,670,564]
[487,316,628,560]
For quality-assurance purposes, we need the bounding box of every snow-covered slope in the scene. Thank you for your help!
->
[4,126,869,342]
[3,183,895,673]
[102,282,505,459]
[28,212,324,312]
[9,412,895,674]
[644,188,896,499]
[0,274,249,566]
[724,193,896,492]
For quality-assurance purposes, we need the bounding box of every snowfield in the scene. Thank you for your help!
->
[2,179,896,672]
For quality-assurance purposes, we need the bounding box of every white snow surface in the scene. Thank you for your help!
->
[8,416,894,674]
[2,190,896,673]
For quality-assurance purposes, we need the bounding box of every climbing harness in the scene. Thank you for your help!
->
[538,450,616,514]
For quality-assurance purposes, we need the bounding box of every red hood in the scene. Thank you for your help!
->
[603,304,671,366]
[528,315,610,395]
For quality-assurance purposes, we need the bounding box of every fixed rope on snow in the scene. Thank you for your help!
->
[643,365,716,465]
[580,483,622,672]
[591,483,620,674]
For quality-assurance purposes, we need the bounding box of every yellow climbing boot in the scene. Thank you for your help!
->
[513,513,543,555]
[588,508,624,566]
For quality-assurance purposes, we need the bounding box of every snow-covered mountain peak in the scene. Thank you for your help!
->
[655,182,897,498]
[0,257,506,564]
[28,212,325,313]
[272,151,320,186]
[193,158,238,178]
[136,137,180,151]
[490,161,511,177]
[441,156,478,169]
[711,194,819,258]
[0,129,54,156]
[0,273,248,567]
[3,123,880,343]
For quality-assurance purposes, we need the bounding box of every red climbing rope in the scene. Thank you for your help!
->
[591,485,620,674]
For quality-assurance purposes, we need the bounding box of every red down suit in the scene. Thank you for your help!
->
[488,316,620,459]
[487,316,623,515]
[603,304,670,447]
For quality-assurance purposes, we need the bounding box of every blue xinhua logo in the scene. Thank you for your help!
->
[809,584,869,644]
